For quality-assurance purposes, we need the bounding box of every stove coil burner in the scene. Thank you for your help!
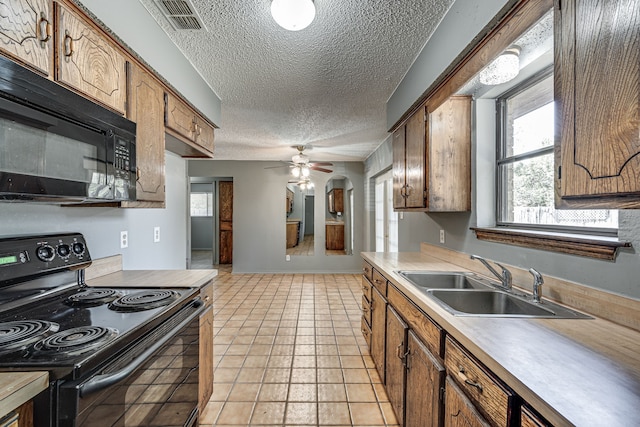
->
[32,326,118,357]
[109,290,180,312]
[65,288,122,307]
[0,320,60,355]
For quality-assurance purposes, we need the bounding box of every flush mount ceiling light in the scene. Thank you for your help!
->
[479,46,521,85]
[271,0,316,31]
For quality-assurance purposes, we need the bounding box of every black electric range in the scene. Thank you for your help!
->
[0,233,203,427]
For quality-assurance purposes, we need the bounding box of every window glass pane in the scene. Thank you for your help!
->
[500,154,617,228]
[190,193,212,216]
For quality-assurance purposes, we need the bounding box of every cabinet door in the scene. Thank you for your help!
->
[385,306,407,426]
[370,285,387,384]
[56,3,126,114]
[404,107,426,208]
[195,117,214,153]
[428,96,471,211]
[444,377,491,427]
[0,0,53,76]
[392,125,407,209]
[127,63,165,202]
[198,305,213,415]
[165,92,196,142]
[556,0,640,203]
[326,224,344,250]
[521,406,550,427]
[405,331,445,427]
[333,188,344,213]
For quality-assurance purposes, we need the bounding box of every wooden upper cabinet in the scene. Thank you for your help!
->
[0,0,53,76]
[165,92,215,155]
[393,97,471,212]
[427,96,471,211]
[392,125,407,209]
[555,0,640,207]
[127,63,165,203]
[328,188,343,213]
[56,3,126,114]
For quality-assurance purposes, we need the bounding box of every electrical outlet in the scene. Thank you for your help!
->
[153,227,160,243]
[439,229,445,244]
[286,255,291,261]
[120,231,128,248]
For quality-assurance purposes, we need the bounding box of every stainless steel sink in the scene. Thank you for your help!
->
[427,289,591,319]
[396,271,492,290]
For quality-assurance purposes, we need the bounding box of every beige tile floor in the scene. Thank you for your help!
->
[199,268,398,426]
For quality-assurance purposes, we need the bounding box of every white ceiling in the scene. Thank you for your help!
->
[139,0,456,162]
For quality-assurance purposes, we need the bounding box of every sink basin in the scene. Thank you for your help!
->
[396,271,491,290]
[427,289,591,318]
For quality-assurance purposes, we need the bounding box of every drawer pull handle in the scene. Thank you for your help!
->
[39,14,52,44]
[64,31,74,57]
[458,367,483,392]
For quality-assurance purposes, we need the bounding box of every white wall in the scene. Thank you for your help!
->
[189,160,364,273]
[0,152,189,270]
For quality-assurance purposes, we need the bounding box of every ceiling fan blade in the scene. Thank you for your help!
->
[310,162,333,166]
[264,162,295,169]
[310,167,333,173]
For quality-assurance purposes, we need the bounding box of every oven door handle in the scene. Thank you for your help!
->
[78,300,204,397]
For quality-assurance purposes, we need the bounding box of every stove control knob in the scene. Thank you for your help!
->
[57,244,71,258]
[72,242,85,256]
[36,245,55,262]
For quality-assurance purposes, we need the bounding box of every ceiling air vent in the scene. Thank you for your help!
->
[154,0,207,31]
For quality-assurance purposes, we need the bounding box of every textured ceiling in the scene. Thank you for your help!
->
[139,0,455,162]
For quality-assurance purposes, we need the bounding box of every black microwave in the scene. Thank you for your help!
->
[0,56,136,203]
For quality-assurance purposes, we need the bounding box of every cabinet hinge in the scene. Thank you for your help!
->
[439,386,445,402]
[558,166,561,180]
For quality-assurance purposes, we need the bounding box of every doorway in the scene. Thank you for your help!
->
[375,170,398,252]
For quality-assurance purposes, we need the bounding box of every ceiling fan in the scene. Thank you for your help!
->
[269,145,333,176]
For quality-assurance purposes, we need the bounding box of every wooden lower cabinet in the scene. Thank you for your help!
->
[386,306,408,426]
[286,221,300,248]
[444,377,491,427]
[521,406,550,427]
[325,223,344,250]
[198,282,214,415]
[405,331,445,427]
[370,285,387,383]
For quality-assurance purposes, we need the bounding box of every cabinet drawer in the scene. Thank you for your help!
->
[445,337,513,427]
[387,283,443,358]
[361,316,371,348]
[362,260,373,281]
[200,281,213,308]
[362,294,371,327]
[372,269,388,296]
[361,276,372,302]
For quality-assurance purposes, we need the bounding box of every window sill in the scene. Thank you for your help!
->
[470,227,631,261]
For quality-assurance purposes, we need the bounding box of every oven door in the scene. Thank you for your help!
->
[55,300,204,427]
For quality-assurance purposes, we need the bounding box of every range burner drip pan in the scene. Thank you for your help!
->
[65,288,123,307]
[32,326,118,357]
[0,320,60,355]
[109,290,180,312]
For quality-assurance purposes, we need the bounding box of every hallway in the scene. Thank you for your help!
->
[199,269,397,426]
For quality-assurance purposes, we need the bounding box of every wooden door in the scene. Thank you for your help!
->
[198,305,213,414]
[0,0,53,76]
[56,3,126,114]
[404,107,426,208]
[370,286,387,384]
[392,125,406,209]
[556,0,640,202]
[127,63,165,202]
[405,331,445,427]
[218,181,233,264]
[385,306,407,426]
[444,377,491,427]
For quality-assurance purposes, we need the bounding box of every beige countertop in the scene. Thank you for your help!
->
[362,251,640,427]
[0,372,48,419]
[325,220,344,225]
[86,269,217,289]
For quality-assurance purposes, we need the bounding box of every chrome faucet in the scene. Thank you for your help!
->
[529,268,544,303]
[470,255,512,290]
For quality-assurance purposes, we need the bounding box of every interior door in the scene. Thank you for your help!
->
[218,181,233,264]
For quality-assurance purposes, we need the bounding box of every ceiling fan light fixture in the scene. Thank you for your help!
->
[291,166,301,177]
[479,45,521,85]
[271,0,316,31]
[301,166,310,177]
